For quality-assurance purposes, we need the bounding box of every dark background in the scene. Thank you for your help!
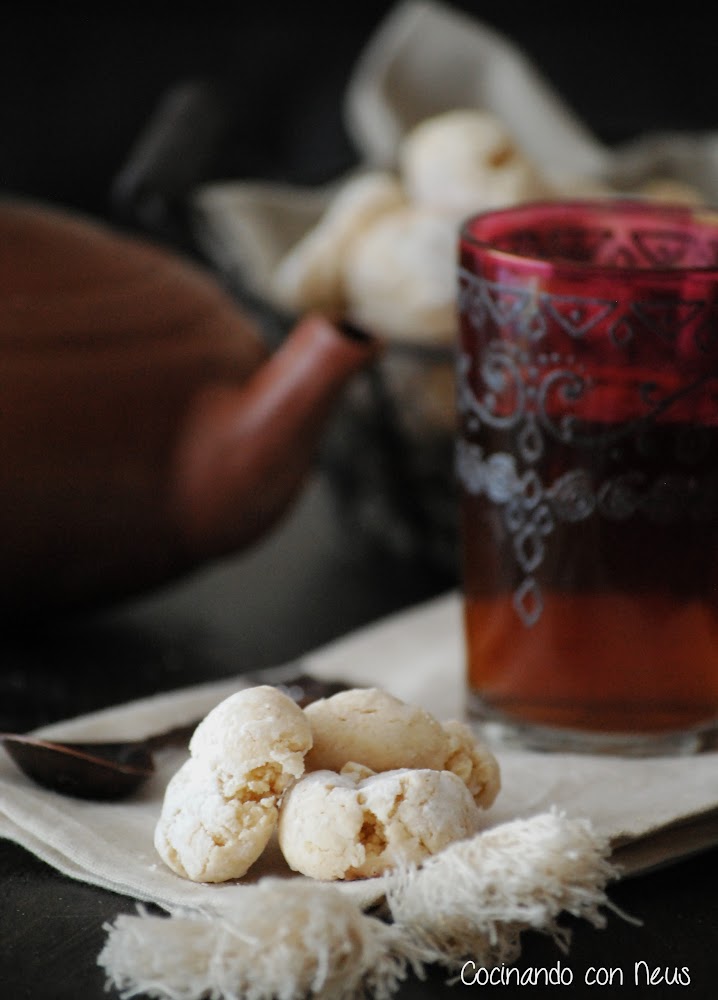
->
[2,1,717,231]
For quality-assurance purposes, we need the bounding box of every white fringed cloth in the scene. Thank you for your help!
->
[2,593,717,998]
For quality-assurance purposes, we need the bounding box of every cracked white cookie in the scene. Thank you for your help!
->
[342,205,458,342]
[278,767,482,880]
[270,170,406,316]
[440,719,501,810]
[303,687,500,809]
[154,685,313,882]
[153,756,278,882]
[303,687,448,774]
[399,108,549,223]
[188,685,312,797]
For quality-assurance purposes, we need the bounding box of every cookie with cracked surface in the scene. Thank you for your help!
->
[399,108,548,222]
[303,687,500,809]
[278,767,482,880]
[188,684,312,796]
[303,687,448,774]
[270,170,406,316]
[155,685,313,882]
[342,204,458,343]
[440,719,501,809]
[154,757,278,882]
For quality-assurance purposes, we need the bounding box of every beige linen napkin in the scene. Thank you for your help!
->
[2,590,717,898]
[2,591,718,998]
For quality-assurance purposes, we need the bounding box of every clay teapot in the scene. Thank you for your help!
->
[0,198,377,617]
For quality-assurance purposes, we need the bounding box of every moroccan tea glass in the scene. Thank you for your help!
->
[457,198,718,755]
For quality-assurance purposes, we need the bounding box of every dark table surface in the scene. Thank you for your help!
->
[3,3,718,997]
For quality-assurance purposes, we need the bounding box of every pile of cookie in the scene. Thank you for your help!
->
[269,109,548,345]
[269,108,703,346]
[154,685,500,883]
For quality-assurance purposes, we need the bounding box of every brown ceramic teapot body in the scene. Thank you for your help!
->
[0,199,375,615]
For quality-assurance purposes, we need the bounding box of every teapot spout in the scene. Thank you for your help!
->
[171,314,378,559]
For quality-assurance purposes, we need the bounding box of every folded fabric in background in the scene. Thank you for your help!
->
[190,0,718,304]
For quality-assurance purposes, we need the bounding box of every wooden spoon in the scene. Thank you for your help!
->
[0,674,348,800]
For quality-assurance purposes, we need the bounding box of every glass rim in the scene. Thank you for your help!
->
[459,197,718,277]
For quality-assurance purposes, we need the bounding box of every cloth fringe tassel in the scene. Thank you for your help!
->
[98,809,621,1000]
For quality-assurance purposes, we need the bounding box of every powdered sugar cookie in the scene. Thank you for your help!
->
[440,719,501,809]
[155,685,312,882]
[399,108,548,222]
[270,170,406,315]
[304,687,448,774]
[278,767,481,880]
[154,757,278,883]
[343,205,458,342]
[189,685,312,797]
[304,687,500,809]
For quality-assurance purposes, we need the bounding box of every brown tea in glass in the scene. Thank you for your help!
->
[457,199,718,754]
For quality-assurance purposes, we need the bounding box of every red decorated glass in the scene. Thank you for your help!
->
[457,199,718,754]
